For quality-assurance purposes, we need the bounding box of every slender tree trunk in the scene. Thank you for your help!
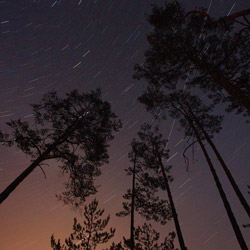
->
[156,151,188,250]
[0,119,80,205]
[187,105,250,217]
[130,155,136,250]
[191,56,250,113]
[188,118,248,250]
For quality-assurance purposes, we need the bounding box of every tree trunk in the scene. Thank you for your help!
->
[130,155,136,250]
[187,105,250,217]
[192,57,250,113]
[0,145,52,205]
[188,118,248,250]
[0,119,80,205]
[156,151,188,250]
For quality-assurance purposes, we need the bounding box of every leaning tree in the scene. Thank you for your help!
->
[133,0,250,216]
[0,89,121,206]
[139,89,248,249]
[134,1,250,116]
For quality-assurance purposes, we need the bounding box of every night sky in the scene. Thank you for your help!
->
[0,1,249,249]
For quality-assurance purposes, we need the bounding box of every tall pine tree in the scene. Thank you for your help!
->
[117,125,185,249]
[139,90,248,249]
[117,137,172,250]
[134,1,250,116]
[0,89,121,206]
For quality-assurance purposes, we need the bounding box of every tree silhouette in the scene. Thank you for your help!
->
[0,89,121,206]
[139,89,248,249]
[133,223,177,250]
[106,242,125,250]
[134,0,250,215]
[132,124,187,250]
[107,224,177,250]
[51,199,115,250]
[185,97,250,217]
[134,1,250,116]
[117,137,171,250]
[243,185,250,229]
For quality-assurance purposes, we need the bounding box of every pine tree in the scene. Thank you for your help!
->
[0,89,121,206]
[134,1,250,116]
[107,224,177,250]
[133,223,177,250]
[117,125,185,249]
[51,199,115,250]
[139,90,248,249]
[133,124,187,250]
[117,138,171,250]
[134,0,250,214]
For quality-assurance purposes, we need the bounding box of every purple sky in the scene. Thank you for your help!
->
[0,1,249,249]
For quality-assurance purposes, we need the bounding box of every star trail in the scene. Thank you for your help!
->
[0,1,249,249]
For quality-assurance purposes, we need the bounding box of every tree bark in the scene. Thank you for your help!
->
[156,150,188,250]
[0,118,80,205]
[187,116,248,250]
[130,155,136,250]
[187,104,250,217]
[191,56,250,113]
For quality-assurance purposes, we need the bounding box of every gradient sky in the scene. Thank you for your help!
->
[0,0,249,249]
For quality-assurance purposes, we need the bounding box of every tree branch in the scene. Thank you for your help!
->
[179,8,250,27]
[38,164,47,179]
[183,139,198,171]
